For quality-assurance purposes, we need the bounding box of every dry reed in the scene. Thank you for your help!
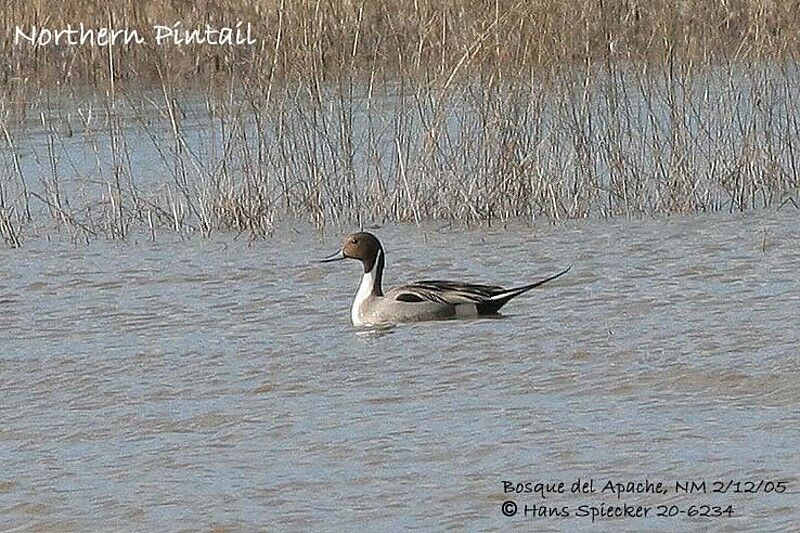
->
[1,0,799,244]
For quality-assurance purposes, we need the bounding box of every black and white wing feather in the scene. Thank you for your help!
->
[391,281,505,304]
[387,265,571,314]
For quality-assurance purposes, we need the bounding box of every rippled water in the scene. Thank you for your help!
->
[1,209,799,530]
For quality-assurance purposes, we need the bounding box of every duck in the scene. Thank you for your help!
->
[321,232,570,326]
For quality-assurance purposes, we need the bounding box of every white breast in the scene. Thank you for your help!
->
[351,269,375,326]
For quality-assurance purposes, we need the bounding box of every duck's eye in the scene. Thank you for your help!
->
[351,238,358,245]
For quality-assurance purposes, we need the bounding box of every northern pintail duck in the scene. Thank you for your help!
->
[321,232,570,326]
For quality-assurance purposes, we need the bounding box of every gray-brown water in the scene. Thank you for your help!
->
[1,210,799,531]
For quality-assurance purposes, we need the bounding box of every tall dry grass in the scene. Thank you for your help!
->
[1,0,799,244]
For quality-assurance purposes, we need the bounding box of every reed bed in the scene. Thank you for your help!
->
[1,0,799,244]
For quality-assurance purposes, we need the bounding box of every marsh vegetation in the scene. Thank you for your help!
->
[1,0,799,245]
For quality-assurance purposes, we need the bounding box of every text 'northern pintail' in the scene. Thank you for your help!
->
[321,232,570,327]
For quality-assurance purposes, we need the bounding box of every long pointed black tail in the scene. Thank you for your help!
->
[477,265,571,314]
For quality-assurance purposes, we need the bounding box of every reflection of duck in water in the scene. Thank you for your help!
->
[321,232,570,327]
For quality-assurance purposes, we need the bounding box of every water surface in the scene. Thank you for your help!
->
[1,210,799,530]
